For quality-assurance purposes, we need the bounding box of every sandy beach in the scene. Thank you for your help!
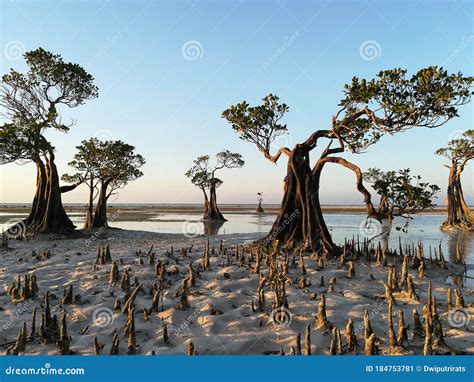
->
[0,228,471,355]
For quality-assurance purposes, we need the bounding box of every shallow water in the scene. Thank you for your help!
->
[69,212,473,267]
[2,210,473,268]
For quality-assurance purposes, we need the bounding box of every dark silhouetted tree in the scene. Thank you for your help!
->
[0,48,98,233]
[185,150,244,221]
[436,130,473,231]
[223,67,473,252]
[257,192,264,213]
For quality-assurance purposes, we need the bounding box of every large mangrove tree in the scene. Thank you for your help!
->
[0,48,98,234]
[436,130,474,231]
[223,67,473,252]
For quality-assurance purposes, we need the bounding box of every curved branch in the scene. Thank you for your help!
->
[59,178,84,193]
[315,156,378,217]
[301,129,332,151]
[259,146,291,163]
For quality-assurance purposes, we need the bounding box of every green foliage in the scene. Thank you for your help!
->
[339,67,473,152]
[222,94,289,152]
[435,130,474,163]
[223,68,473,158]
[364,168,440,220]
[185,150,244,189]
[62,138,145,196]
[0,48,98,163]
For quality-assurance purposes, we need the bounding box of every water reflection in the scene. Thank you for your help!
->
[2,210,472,267]
[203,220,225,235]
[447,230,471,264]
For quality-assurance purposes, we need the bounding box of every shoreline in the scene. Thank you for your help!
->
[0,204,451,221]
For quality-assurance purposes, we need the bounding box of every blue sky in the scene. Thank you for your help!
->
[0,0,473,205]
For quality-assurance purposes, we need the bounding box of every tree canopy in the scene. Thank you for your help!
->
[223,67,473,160]
[435,130,474,165]
[63,138,145,195]
[185,150,244,190]
[0,48,99,164]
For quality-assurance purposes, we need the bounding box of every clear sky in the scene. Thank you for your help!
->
[0,0,473,206]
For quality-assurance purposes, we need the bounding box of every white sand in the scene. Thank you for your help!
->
[0,229,472,355]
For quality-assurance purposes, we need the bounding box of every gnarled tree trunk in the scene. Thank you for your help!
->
[83,176,95,229]
[26,153,75,234]
[203,184,226,221]
[442,161,473,231]
[265,144,377,253]
[91,181,109,228]
[266,146,333,252]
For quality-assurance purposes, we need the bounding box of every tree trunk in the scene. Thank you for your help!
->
[265,146,334,252]
[442,161,473,231]
[91,182,109,228]
[203,184,226,221]
[265,147,378,253]
[83,176,94,229]
[26,154,75,234]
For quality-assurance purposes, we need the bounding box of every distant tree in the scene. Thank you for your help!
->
[185,150,244,221]
[363,168,440,235]
[63,138,145,228]
[436,130,474,231]
[0,48,98,233]
[223,67,473,252]
[257,192,264,213]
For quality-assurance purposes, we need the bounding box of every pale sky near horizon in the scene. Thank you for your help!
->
[0,0,473,206]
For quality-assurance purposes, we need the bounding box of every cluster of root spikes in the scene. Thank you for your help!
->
[3,237,468,355]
